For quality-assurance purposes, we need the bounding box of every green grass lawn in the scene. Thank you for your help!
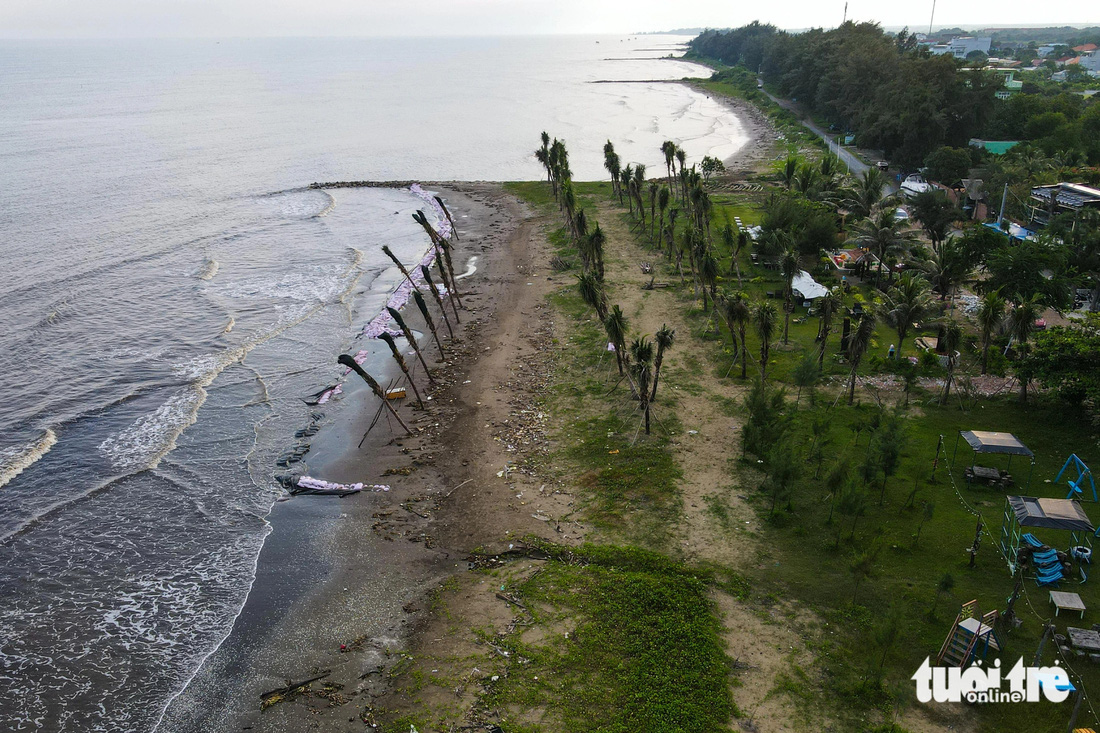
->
[508,176,1100,731]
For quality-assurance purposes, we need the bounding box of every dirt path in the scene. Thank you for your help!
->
[590,199,822,731]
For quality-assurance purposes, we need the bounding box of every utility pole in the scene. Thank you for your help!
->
[842,2,848,24]
[929,0,936,36]
[997,183,1009,230]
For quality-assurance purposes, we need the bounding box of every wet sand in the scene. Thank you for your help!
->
[158,183,536,732]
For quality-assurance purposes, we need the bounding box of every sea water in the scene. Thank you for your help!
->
[0,35,748,732]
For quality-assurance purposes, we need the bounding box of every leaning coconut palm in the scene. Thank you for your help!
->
[382,245,422,294]
[816,288,843,368]
[577,271,608,321]
[650,324,675,403]
[412,210,463,310]
[849,207,916,290]
[939,318,962,405]
[412,290,446,358]
[420,266,455,338]
[337,354,413,436]
[1008,294,1042,402]
[846,312,877,405]
[977,290,1006,375]
[880,272,935,357]
[387,306,434,379]
[780,246,800,344]
[378,332,424,408]
[631,336,655,434]
[604,304,629,375]
[433,196,460,240]
[754,300,779,381]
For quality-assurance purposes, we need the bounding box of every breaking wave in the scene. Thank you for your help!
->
[0,429,58,489]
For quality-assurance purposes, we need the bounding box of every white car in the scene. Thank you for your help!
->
[893,207,910,221]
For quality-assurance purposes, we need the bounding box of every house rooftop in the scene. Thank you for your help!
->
[1073,43,1098,53]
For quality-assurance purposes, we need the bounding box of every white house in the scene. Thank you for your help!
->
[929,36,993,59]
[1037,44,1058,57]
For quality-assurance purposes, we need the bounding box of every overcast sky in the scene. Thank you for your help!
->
[1,0,1095,38]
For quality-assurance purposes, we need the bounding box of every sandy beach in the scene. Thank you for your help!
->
[158,86,777,731]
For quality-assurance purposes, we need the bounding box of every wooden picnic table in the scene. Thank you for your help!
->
[1068,627,1100,652]
[965,465,1013,488]
[1052,591,1087,619]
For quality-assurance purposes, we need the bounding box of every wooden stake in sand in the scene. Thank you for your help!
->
[413,290,446,359]
[337,354,414,436]
[386,306,435,381]
[378,332,424,408]
[420,265,455,338]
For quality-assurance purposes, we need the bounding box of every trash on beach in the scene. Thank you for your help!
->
[291,476,391,496]
[385,387,407,400]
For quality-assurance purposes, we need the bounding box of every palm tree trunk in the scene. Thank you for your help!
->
[337,355,413,436]
[740,329,748,379]
[413,291,446,359]
[379,333,425,408]
[387,306,435,381]
[847,368,858,405]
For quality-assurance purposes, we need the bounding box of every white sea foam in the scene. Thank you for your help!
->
[195,258,220,281]
[98,389,205,470]
[0,429,58,489]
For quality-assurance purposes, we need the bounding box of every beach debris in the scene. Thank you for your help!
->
[412,207,464,310]
[386,307,434,382]
[337,354,414,436]
[412,290,446,359]
[292,476,390,496]
[303,384,341,406]
[259,671,330,710]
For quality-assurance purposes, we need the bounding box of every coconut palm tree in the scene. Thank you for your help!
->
[1008,294,1042,401]
[939,318,963,405]
[728,293,752,379]
[662,140,678,192]
[816,288,842,367]
[535,131,551,183]
[699,249,719,312]
[977,291,1006,375]
[621,164,634,214]
[603,141,620,199]
[650,324,676,403]
[921,238,970,300]
[779,154,799,190]
[846,312,877,405]
[648,182,659,241]
[841,167,888,220]
[720,222,743,285]
[849,207,916,290]
[631,337,656,434]
[656,187,670,253]
[880,272,935,357]
[633,164,648,229]
[780,246,800,344]
[675,147,687,201]
[754,300,779,380]
[577,272,608,321]
[604,305,629,375]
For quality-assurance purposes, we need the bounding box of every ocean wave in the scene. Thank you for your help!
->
[195,257,220,281]
[0,429,58,489]
[97,388,205,471]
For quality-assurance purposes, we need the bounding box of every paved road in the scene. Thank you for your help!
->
[759,86,899,196]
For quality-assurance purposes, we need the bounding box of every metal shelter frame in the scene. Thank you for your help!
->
[1000,495,1095,575]
[952,430,1035,489]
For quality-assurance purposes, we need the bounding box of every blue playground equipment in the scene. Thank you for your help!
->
[1057,454,1097,503]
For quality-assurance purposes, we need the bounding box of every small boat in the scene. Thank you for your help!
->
[900,174,933,198]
